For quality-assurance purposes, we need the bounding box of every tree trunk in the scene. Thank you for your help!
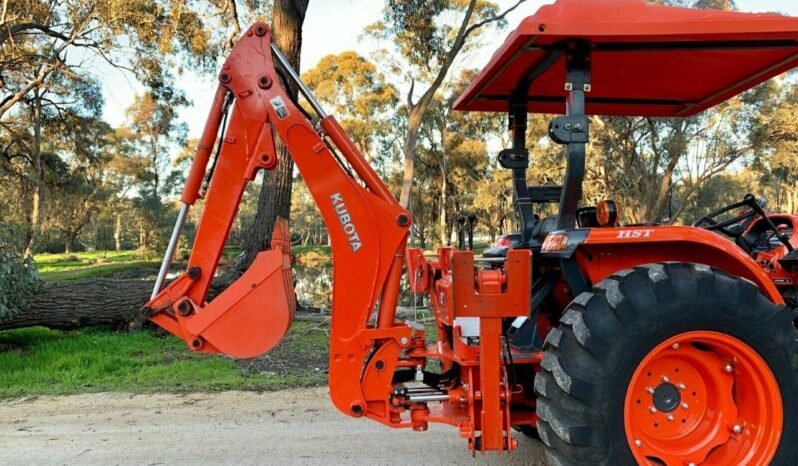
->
[438,165,448,247]
[139,224,146,250]
[24,91,43,257]
[220,0,309,284]
[399,108,423,208]
[0,279,152,332]
[114,213,122,251]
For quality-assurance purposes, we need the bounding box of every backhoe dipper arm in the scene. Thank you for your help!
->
[145,23,412,419]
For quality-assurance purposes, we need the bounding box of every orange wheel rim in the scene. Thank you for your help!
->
[624,331,782,466]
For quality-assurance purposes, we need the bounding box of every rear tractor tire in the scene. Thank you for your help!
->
[534,262,798,466]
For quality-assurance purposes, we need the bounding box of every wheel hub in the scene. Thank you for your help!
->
[651,383,680,413]
[624,331,782,466]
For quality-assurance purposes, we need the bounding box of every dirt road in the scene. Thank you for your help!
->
[0,388,547,465]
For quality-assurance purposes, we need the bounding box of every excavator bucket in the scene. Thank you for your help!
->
[184,220,296,359]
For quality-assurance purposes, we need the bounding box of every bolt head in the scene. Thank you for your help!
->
[725,364,734,373]
[177,301,193,316]
[666,414,674,422]
[634,439,642,448]
[399,337,409,346]
[649,407,657,414]
[678,383,686,390]
[681,402,689,410]
[647,387,655,395]
[672,343,680,350]
[733,424,743,434]
[257,75,272,89]
[661,376,670,383]
[350,403,364,416]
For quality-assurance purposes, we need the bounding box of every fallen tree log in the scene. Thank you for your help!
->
[0,278,428,333]
[0,279,153,332]
[0,278,336,332]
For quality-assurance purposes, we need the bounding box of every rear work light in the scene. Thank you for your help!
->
[542,233,569,252]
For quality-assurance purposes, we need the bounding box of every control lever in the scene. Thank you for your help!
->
[457,215,466,250]
[747,194,794,252]
[467,214,477,251]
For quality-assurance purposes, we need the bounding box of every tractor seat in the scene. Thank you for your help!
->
[481,216,558,259]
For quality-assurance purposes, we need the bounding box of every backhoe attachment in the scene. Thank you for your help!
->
[145,21,533,455]
[145,22,411,367]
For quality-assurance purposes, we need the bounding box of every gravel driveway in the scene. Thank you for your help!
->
[0,388,547,465]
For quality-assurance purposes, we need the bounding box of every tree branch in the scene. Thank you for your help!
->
[225,0,242,50]
[407,77,415,108]
[465,0,527,37]
[0,22,71,47]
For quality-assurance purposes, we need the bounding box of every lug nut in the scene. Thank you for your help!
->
[678,383,686,390]
[649,407,657,414]
[647,387,655,395]
[681,402,689,410]
[661,376,669,383]
[666,414,674,422]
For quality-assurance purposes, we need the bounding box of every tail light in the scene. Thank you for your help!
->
[542,233,569,252]
[496,237,511,247]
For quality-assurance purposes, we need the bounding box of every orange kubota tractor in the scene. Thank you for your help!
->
[143,1,798,464]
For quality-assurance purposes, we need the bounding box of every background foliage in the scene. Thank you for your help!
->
[0,0,795,268]
[0,224,41,321]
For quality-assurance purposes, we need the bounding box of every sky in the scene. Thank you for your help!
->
[97,0,798,142]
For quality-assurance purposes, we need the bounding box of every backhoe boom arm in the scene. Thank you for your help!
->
[146,23,411,415]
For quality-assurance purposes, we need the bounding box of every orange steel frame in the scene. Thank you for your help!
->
[144,23,534,452]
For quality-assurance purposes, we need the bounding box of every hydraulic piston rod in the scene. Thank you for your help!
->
[270,43,327,119]
[151,203,189,299]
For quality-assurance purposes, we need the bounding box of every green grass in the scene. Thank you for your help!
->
[292,245,331,255]
[0,321,326,398]
[33,248,245,282]
[34,250,161,282]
